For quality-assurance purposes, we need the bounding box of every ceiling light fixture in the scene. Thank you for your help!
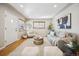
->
[20,4,24,8]
[11,19,13,23]
[53,5,57,8]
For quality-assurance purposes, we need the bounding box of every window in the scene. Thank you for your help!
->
[33,21,45,29]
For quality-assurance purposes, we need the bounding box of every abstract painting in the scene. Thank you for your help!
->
[57,13,71,29]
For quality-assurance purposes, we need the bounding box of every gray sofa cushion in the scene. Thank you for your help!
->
[57,40,74,56]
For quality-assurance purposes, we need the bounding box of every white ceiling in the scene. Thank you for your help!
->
[9,3,70,18]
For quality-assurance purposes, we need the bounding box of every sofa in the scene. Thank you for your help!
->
[57,39,74,56]
[47,30,78,56]
[47,30,77,46]
[26,31,38,38]
[47,31,65,45]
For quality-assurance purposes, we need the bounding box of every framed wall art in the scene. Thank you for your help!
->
[57,13,71,29]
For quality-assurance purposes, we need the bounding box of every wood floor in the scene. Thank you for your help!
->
[0,39,26,56]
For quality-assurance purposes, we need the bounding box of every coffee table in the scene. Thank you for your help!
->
[33,36,43,45]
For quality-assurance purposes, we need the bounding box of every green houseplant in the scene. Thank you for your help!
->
[48,23,54,31]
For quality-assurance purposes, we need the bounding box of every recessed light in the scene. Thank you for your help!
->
[11,19,13,23]
[53,5,57,8]
[20,4,24,8]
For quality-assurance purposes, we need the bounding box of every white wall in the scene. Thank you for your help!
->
[25,18,52,36]
[0,4,25,48]
[53,4,79,34]
[0,5,5,47]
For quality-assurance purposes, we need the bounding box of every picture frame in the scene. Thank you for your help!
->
[57,13,71,29]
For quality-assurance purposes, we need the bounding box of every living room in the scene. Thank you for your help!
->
[0,3,79,56]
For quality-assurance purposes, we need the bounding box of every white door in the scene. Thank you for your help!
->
[4,12,18,45]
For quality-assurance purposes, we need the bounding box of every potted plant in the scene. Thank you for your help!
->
[48,23,54,31]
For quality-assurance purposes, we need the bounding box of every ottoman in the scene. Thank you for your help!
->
[21,46,39,56]
[44,46,63,56]
[33,36,43,45]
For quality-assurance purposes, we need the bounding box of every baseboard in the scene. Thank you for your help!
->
[0,43,8,50]
[0,46,6,50]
